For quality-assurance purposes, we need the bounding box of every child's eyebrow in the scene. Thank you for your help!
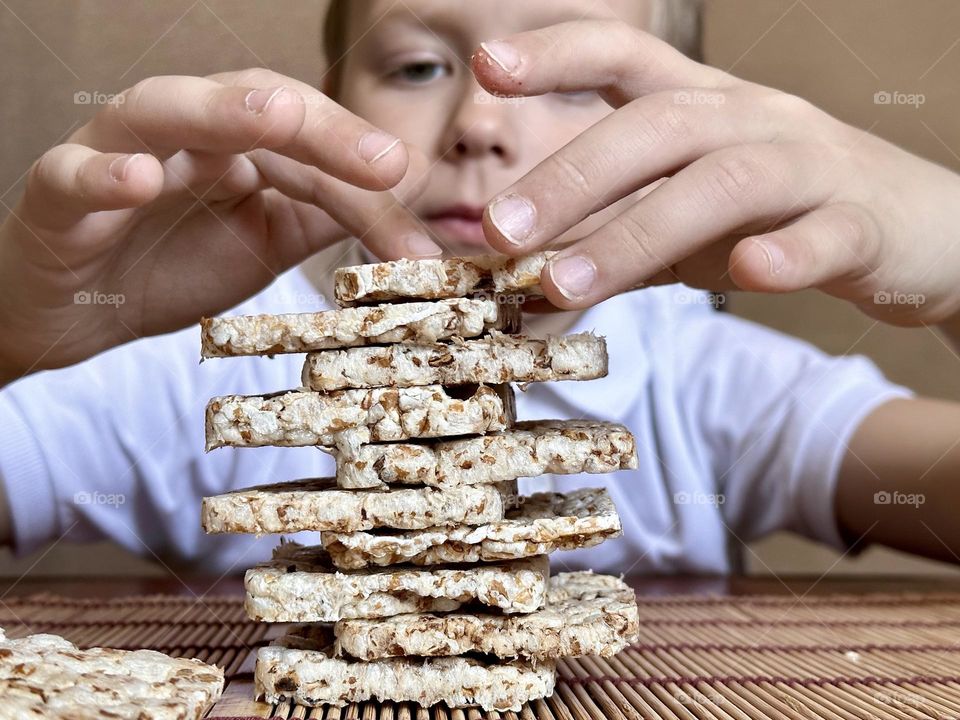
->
[369,7,465,38]
[368,4,618,42]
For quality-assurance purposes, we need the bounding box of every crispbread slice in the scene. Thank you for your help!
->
[244,541,549,622]
[202,478,517,534]
[301,332,607,391]
[335,419,638,489]
[256,624,555,712]
[0,627,223,719]
[333,252,555,306]
[200,297,520,357]
[321,488,620,568]
[335,571,639,661]
[205,384,514,451]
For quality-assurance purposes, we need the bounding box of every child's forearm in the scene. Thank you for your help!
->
[837,397,960,564]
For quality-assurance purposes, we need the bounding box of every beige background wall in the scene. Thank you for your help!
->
[0,0,958,576]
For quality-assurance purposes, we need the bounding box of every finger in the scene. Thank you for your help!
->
[728,203,879,294]
[249,148,441,261]
[71,76,305,158]
[482,88,770,253]
[539,143,838,308]
[472,20,729,107]
[159,150,267,201]
[211,68,409,191]
[20,144,164,233]
[73,72,406,192]
[260,191,353,267]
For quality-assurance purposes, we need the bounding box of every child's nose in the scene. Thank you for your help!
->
[442,84,517,163]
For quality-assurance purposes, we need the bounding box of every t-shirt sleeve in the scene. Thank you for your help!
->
[0,310,331,571]
[666,302,913,551]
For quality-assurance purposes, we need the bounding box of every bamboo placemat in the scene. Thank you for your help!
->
[5,591,960,719]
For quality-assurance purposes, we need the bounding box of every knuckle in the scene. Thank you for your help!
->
[766,91,817,119]
[544,152,595,200]
[200,85,228,118]
[613,212,664,269]
[833,204,878,261]
[117,76,155,115]
[762,90,825,141]
[704,152,767,206]
[614,21,647,50]
[308,104,339,134]
[630,97,693,150]
[27,147,65,194]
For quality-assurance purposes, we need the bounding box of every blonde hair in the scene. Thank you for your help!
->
[649,0,704,60]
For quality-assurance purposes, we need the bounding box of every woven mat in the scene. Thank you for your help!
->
[5,591,960,719]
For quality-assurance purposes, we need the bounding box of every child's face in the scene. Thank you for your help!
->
[335,0,649,256]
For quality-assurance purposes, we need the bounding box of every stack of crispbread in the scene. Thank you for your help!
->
[200,252,640,712]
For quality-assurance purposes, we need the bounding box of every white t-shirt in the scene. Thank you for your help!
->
[0,267,910,574]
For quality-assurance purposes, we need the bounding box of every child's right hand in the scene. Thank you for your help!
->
[0,68,438,385]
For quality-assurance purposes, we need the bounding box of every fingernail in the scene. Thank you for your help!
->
[548,255,596,301]
[480,41,521,74]
[109,153,142,183]
[358,131,401,164]
[245,86,286,115]
[489,194,536,245]
[756,239,785,275]
[405,233,443,258]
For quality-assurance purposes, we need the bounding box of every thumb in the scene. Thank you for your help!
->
[728,203,877,294]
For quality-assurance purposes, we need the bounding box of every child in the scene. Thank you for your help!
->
[0,0,958,574]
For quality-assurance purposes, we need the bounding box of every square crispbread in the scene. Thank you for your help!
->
[321,487,621,568]
[256,624,555,712]
[205,383,515,452]
[200,297,520,357]
[333,252,556,306]
[301,332,607,391]
[202,478,517,534]
[335,419,638,489]
[334,571,639,661]
[244,541,549,622]
[0,627,223,719]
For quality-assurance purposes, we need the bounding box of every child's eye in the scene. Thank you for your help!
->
[389,61,449,85]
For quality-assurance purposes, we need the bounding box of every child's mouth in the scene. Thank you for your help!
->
[425,205,488,249]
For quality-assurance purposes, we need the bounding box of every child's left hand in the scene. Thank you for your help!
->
[473,21,960,330]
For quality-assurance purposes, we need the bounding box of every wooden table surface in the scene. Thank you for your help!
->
[6,573,960,719]
[2,573,959,598]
